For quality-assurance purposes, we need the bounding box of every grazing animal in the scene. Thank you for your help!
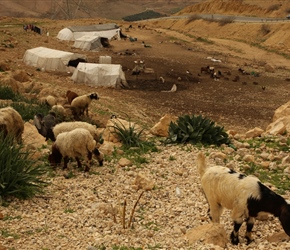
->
[68,58,87,68]
[53,121,101,143]
[196,152,290,245]
[66,90,79,104]
[0,106,24,143]
[34,111,57,141]
[48,128,103,172]
[70,92,99,119]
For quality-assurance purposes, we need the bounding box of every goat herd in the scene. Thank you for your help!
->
[1,88,290,246]
[0,91,103,173]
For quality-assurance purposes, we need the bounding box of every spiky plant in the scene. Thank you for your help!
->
[0,133,48,201]
[165,114,231,146]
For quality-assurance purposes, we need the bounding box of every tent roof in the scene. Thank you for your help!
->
[23,46,86,72]
[75,35,101,42]
[71,63,128,88]
[73,35,103,51]
[67,23,119,32]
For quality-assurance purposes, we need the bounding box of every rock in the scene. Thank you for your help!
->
[118,157,132,167]
[245,127,264,138]
[267,232,290,243]
[243,154,255,163]
[185,223,228,248]
[209,152,227,161]
[133,173,155,191]
[150,114,178,137]
[23,122,47,149]
[264,63,275,73]
[273,101,290,122]
[266,119,286,135]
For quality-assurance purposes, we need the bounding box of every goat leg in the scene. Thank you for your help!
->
[245,217,255,245]
[230,221,242,245]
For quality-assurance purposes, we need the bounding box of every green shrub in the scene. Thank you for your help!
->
[0,85,18,100]
[109,116,154,150]
[0,133,48,201]
[165,114,231,146]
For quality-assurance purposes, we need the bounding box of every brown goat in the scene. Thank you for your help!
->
[66,90,79,105]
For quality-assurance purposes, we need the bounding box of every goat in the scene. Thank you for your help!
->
[196,152,290,245]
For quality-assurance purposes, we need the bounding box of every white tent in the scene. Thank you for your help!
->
[57,23,120,41]
[23,47,87,72]
[73,35,106,51]
[71,63,128,88]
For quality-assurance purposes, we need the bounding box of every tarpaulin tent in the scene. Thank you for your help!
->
[71,63,128,88]
[57,23,120,41]
[73,35,109,51]
[23,47,87,72]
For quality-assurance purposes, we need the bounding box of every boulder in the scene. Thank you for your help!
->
[23,122,47,149]
[245,127,264,138]
[150,114,178,137]
[273,101,290,122]
[266,118,287,135]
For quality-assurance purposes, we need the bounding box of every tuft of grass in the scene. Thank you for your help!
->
[0,133,48,201]
[109,115,156,150]
[64,207,75,213]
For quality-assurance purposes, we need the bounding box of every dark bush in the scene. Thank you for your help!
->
[165,114,231,146]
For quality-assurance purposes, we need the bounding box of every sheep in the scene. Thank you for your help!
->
[53,121,101,144]
[48,128,103,172]
[34,111,57,141]
[0,106,24,143]
[196,152,290,245]
[66,90,78,105]
[70,92,99,119]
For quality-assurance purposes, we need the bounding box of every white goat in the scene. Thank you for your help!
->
[48,128,103,172]
[196,152,290,245]
[53,121,101,143]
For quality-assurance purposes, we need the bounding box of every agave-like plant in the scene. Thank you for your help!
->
[0,133,48,200]
[165,114,231,146]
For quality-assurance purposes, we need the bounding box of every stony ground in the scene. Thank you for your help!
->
[1,140,290,250]
[1,16,290,250]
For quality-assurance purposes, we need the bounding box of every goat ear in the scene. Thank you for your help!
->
[34,114,43,130]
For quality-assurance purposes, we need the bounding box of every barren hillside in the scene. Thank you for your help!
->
[0,0,199,19]
[179,0,290,18]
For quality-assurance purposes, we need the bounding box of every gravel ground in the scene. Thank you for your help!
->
[1,138,290,250]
